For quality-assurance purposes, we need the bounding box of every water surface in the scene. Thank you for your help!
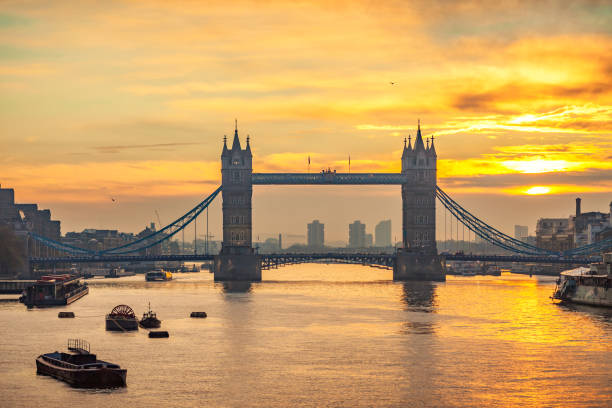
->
[1,265,610,407]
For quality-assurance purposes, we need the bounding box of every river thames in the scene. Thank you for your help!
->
[1,265,610,408]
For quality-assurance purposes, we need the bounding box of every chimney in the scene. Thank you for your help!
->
[575,197,581,217]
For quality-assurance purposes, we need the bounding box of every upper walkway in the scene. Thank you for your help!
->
[252,173,407,185]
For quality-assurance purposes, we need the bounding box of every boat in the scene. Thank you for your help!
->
[446,261,480,276]
[552,252,612,307]
[36,339,127,388]
[484,265,502,276]
[20,274,88,307]
[139,303,161,328]
[145,269,172,281]
[105,304,139,331]
[105,268,134,278]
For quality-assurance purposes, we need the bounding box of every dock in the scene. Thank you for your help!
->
[0,280,35,294]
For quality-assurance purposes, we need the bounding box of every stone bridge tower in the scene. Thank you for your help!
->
[394,121,445,281]
[214,122,261,281]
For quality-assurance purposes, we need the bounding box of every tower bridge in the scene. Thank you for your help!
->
[215,121,443,281]
[24,122,612,280]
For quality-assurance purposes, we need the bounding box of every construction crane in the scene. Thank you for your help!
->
[154,210,162,230]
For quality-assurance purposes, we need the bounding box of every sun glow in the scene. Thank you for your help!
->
[501,159,572,174]
[525,186,551,195]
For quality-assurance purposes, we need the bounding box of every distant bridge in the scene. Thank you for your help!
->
[29,252,593,268]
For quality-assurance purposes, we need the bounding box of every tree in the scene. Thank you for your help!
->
[0,226,26,277]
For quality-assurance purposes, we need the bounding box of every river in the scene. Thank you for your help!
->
[1,265,611,407]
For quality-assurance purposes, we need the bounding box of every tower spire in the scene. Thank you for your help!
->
[222,134,229,155]
[429,134,437,156]
[231,119,241,150]
[245,133,252,156]
[414,120,425,151]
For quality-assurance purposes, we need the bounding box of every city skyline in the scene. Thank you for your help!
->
[1,1,611,240]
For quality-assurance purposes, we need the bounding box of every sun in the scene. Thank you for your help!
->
[525,186,551,195]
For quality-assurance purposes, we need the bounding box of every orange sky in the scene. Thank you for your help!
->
[1,1,611,242]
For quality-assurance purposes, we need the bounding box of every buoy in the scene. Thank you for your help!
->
[149,331,169,338]
[58,312,75,318]
[190,312,207,318]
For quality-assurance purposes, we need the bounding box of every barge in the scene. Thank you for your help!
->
[552,253,612,307]
[36,339,126,388]
[106,304,139,331]
[20,274,88,307]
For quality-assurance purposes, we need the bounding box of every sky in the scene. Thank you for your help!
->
[1,0,611,244]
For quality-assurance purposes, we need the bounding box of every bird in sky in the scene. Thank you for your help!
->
[390,82,396,85]
[111,197,116,202]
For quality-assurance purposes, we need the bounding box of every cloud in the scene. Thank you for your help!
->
[452,83,612,113]
[94,142,200,154]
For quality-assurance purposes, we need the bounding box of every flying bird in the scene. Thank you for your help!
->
[390,82,396,85]
[111,197,116,202]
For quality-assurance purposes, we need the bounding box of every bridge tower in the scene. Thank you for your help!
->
[214,122,261,281]
[394,121,445,281]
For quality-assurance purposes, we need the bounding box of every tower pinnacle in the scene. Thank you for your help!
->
[231,120,241,150]
[414,121,425,151]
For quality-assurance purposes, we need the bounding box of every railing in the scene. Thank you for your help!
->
[68,338,90,353]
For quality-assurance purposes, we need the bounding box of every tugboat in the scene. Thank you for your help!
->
[20,274,88,307]
[552,252,612,307]
[139,303,161,328]
[105,304,139,331]
[36,339,127,388]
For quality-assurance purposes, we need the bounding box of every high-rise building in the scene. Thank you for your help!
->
[375,220,392,247]
[349,221,366,248]
[514,225,528,241]
[365,233,373,247]
[307,220,324,248]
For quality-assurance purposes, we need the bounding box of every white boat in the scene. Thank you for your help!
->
[552,253,612,307]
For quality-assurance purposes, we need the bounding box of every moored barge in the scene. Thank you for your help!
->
[106,304,139,331]
[36,339,126,388]
[20,274,88,307]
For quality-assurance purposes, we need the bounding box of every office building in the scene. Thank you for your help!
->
[307,220,325,248]
[349,221,366,248]
[375,220,392,247]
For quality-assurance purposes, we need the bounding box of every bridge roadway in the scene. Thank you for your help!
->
[29,252,593,266]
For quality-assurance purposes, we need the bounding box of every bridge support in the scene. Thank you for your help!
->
[396,122,445,281]
[393,249,445,281]
[214,123,261,281]
[214,251,261,281]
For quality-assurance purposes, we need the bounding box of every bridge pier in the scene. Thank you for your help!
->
[214,251,261,281]
[393,249,445,281]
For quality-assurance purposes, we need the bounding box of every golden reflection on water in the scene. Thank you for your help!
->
[438,274,611,350]
[1,264,610,408]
